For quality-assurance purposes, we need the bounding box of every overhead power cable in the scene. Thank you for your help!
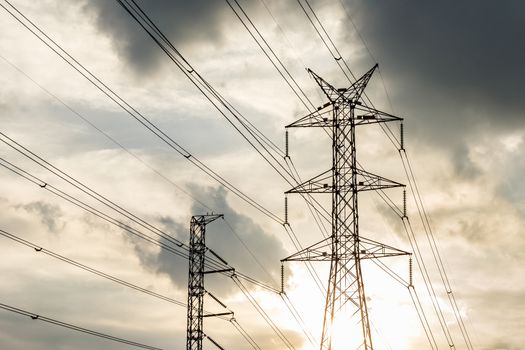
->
[0,53,213,213]
[0,131,187,250]
[115,0,331,303]
[114,0,333,314]
[280,293,318,347]
[0,302,163,350]
[1,228,266,348]
[225,0,318,113]
[409,286,439,350]
[295,1,476,348]
[329,0,475,346]
[0,155,278,294]
[335,0,396,115]
[230,318,262,350]
[117,0,342,238]
[401,150,474,350]
[369,254,438,350]
[0,51,283,297]
[0,0,282,225]
[296,0,401,151]
[116,0,297,186]
[4,3,356,348]
[4,4,335,348]
[0,228,189,309]
[401,215,456,348]
[256,0,325,101]
[232,275,297,350]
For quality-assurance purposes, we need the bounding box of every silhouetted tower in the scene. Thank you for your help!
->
[186,214,226,350]
[282,65,409,350]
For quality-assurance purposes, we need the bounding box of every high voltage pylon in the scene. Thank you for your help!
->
[186,214,232,350]
[282,64,410,350]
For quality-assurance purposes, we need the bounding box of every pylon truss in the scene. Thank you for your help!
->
[186,214,225,350]
[282,235,410,262]
[285,167,405,194]
[283,64,409,350]
[286,104,402,129]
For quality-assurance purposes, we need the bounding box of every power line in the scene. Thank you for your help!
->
[0,53,213,213]
[116,0,296,186]
[0,155,278,294]
[1,226,267,348]
[0,228,188,306]
[0,50,285,296]
[335,0,397,116]
[0,0,282,225]
[230,318,262,350]
[401,215,456,348]
[116,0,348,239]
[280,293,318,348]
[297,0,402,151]
[0,132,187,250]
[225,0,318,113]
[0,161,281,349]
[116,0,334,307]
[0,302,163,350]
[330,1,476,346]
[294,1,476,348]
[401,150,474,350]
[232,275,297,350]
[256,0,325,102]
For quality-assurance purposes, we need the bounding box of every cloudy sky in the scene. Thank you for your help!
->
[0,0,524,349]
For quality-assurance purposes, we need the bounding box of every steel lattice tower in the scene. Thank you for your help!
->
[186,214,224,350]
[283,65,410,350]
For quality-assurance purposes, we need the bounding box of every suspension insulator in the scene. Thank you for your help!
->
[409,257,413,287]
[281,263,285,294]
[403,189,407,218]
[285,130,289,158]
[284,196,289,225]
[400,123,405,150]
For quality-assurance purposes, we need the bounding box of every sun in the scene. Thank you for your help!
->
[331,314,363,350]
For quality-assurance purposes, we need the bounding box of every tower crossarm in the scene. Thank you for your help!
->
[354,167,405,192]
[285,167,404,194]
[281,235,410,262]
[358,236,411,260]
[285,103,335,128]
[354,105,403,126]
[281,235,333,262]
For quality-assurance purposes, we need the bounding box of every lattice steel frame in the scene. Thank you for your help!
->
[186,214,223,350]
[283,65,409,350]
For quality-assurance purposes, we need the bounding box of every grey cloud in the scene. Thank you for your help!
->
[349,0,525,155]
[81,0,235,75]
[132,185,287,297]
[500,141,525,215]
[21,201,65,233]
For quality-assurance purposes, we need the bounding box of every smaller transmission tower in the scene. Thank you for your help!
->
[186,214,231,350]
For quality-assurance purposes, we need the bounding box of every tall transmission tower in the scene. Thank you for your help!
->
[186,214,231,350]
[283,64,410,350]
